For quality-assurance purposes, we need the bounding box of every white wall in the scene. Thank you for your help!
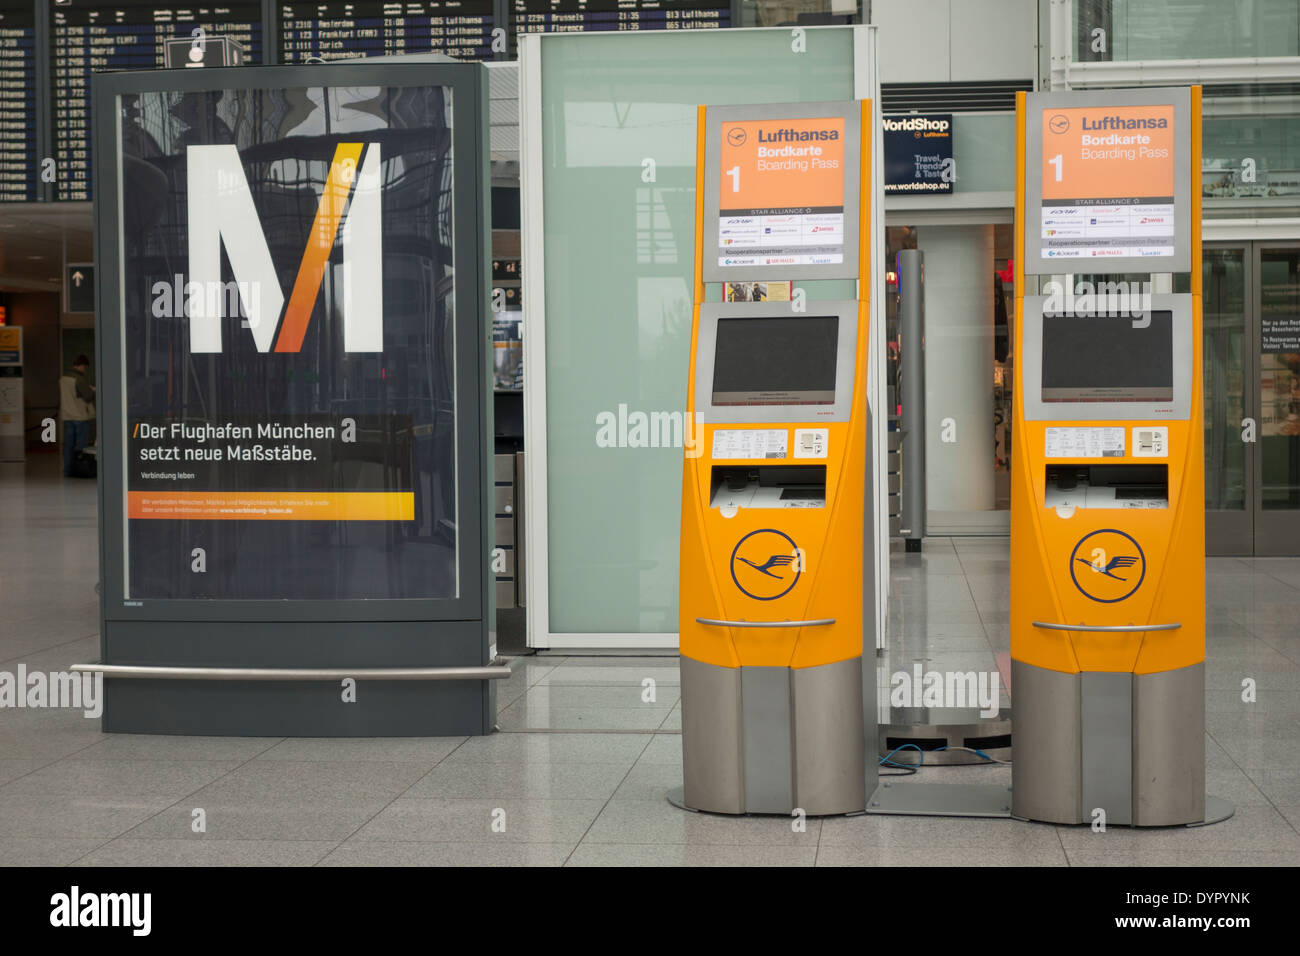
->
[917,224,996,512]
[872,0,1040,83]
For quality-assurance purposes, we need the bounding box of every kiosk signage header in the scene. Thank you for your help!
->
[1024,87,1191,275]
[703,100,861,282]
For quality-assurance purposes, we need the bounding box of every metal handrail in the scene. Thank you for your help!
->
[1032,622,1181,633]
[69,662,513,681]
[695,618,835,628]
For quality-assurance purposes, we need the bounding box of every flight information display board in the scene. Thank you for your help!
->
[51,1,263,201]
[0,2,36,201]
[279,1,496,63]
[513,0,730,38]
[509,0,733,37]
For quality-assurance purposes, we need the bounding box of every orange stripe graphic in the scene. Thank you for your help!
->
[128,491,413,521]
[274,143,364,352]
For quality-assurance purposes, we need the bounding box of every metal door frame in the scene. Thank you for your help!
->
[1251,240,1300,556]
[1203,241,1254,555]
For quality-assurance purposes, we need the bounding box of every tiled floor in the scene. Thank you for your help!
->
[2,457,1298,866]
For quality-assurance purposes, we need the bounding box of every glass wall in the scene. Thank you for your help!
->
[1203,92,1300,204]
[1075,0,1300,61]
[535,29,859,635]
[885,222,1014,529]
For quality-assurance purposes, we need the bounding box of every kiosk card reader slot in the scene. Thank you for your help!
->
[1044,464,1169,510]
[709,465,827,510]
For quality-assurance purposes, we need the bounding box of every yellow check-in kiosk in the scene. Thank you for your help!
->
[677,100,877,816]
[1011,87,1229,826]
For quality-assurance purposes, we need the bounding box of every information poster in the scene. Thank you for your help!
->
[717,115,846,269]
[1025,88,1189,274]
[118,85,459,601]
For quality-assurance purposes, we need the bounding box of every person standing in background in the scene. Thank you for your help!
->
[59,354,95,477]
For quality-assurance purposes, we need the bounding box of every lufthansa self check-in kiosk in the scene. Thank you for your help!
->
[1011,87,1230,826]
[676,100,879,816]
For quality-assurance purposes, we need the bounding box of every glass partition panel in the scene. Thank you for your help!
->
[539,29,858,634]
[1076,0,1300,61]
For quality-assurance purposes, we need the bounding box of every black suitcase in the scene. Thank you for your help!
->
[71,450,97,479]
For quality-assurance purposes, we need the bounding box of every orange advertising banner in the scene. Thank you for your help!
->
[1041,103,1175,202]
[719,116,846,213]
[128,491,414,521]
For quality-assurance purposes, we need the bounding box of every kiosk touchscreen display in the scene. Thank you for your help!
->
[712,315,838,406]
[1042,310,1174,403]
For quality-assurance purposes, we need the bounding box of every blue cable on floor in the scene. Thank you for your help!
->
[879,743,924,769]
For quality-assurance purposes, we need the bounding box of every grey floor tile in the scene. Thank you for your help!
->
[405,761,631,800]
[1208,712,1300,742]
[75,838,336,867]
[819,813,1059,849]
[319,841,574,866]
[1207,734,1300,770]
[0,725,106,761]
[0,793,171,839]
[1244,768,1300,805]
[568,843,817,866]
[1053,805,1300,852]
[0,837,107,866]
[659,701,682,731]
[441,732,651,766]
[78,735,281,762]
[255,737,467,764]
[534,665,681,687]
[1206,766,1272,807]
[176,759,429,810]
[497,701,674,732]
[0,757,239,802]
[1063,848,1298,867]
[816,845,1068,866]
[0,756,56,786]
[613,760,683,801]
[635,734,683,765]
[584,798,822,846]
[556,656,681,669]
[351,797,606,843]
[502,683,680,709]
[126,806,379,842]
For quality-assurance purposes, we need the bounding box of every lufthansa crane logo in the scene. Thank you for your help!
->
[730,529,801,601]
[1069,529,1146,603]
[1048,114,1070,134]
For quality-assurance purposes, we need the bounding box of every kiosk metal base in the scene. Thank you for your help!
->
[865,781,1013,817]
[680,655,870,816]
[1011,658,1218,826]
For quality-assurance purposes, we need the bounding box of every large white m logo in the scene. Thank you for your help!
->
[186,143,382,353]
